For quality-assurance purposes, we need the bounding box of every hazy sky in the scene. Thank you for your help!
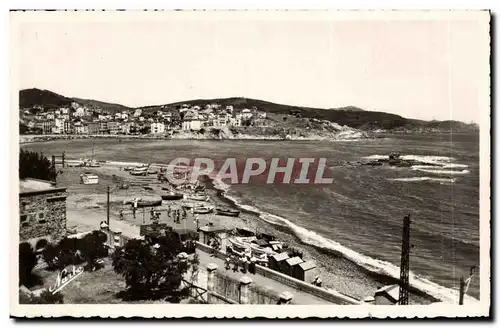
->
[13,11,489,123]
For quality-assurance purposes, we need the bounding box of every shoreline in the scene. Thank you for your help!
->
[19,133,370,144]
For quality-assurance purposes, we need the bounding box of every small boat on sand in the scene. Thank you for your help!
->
[124,198,162,208]
[215,208,240,217]
[184,193,208,202]
[123,166,134,171]
[193,206,213,214]
[181,201,196,209]
[161,192,184,200]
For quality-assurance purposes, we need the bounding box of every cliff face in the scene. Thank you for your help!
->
[170,125,368,141]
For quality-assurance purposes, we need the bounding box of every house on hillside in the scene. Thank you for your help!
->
[87,122,100,135]
[134,108,142,117]
[241,108,253,119]
[151,122,165,134]
[182,111,202,131]
[107,121,120,134]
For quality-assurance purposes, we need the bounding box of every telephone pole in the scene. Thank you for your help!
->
[106,185,110,226]
[399,214,411,305]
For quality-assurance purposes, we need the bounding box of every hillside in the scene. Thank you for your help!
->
[71,97,132,112]
[19,88,73,109]
[19,89,479,132]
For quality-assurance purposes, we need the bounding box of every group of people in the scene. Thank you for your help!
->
[224,254,257,275]
[166,205,187,223]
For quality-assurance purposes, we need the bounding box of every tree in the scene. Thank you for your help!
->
[79,230,108,271]
[19,149,56,181]
[42,237,81,270]
[112,235,195,301]
[19,242,38,286]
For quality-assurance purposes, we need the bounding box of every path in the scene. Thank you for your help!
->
[195,249,330,304]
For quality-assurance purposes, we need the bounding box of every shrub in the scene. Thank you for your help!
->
[20,290,64,304]
[19,242,37,286]
[112,236,197,301]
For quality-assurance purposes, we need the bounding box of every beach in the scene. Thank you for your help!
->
[22,135,480,304]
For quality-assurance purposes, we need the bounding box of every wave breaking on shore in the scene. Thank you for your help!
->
[207,174,478,304]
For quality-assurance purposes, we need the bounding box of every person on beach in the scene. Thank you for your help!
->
[119,210,124,221]
[313,276,322,287]
[242,257,248,274]
[249,257,256,274]
[167,205,171,218]
[233,257,239,272]
[225,257,231,270]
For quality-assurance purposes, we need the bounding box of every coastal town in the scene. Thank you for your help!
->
[20,101,270,136]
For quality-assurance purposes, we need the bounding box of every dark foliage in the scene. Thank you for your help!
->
[112,235,196,301]
[19,289,64,304]
[19,149,56,181]
[43,231,107,271]
[42,237,81,270]
[19,242,38,287]
[79,231,108,271]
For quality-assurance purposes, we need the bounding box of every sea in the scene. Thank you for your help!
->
[21,132,481,303]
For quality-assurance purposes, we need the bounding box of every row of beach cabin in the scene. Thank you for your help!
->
[268,252,317,283]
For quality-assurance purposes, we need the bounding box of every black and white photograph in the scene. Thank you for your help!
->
[9,9,490,318]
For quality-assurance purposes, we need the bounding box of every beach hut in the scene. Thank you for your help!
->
[269,252,289,272]
[374,284,399,305]
[282,256,304,276]
[198,225,228,253]
[292,260,317,283]
[80,174,99,185]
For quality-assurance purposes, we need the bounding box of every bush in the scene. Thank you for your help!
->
[112,236,197,301]
[20,290,64,304]
[79,231,108,271]
[19,242,37,286]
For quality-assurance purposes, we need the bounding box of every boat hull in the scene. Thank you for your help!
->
[161,194,184,200]
[216,209,240,217]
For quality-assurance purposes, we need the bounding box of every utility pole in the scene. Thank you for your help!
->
[459,277,465,305]
[106,185,110,226]
[399,214,411,305]
[459,266,476,305]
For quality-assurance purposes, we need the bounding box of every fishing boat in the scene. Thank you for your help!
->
[147,169,158,175]
[161,191,184,200]
[184,193,208,202]
[123,166,134,171]
[84,159,100,167]
[123,198,162,208]
[215,207,240,217]
[192,206,213,214]
[130,167,148,176]
[228,237,277,256]
[180,201,196,209]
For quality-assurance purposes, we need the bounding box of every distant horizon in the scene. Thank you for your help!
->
[19,86,479,124]
[14,11,489,124]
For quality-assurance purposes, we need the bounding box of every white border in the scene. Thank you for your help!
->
[3,2,494,321]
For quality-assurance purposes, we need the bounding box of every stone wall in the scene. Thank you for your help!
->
[19,190,67,244]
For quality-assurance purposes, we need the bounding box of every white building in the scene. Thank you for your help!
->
[60,107,70,115]
[241,109,253,119]
[52,118,64,134]
[134,109,142,117]
[74,107,86,117]
[225,105,234,114]
[151,122,165,134]
[182,111,202,131]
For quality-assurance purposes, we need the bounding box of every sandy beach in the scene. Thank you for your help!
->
[61,161,260,239]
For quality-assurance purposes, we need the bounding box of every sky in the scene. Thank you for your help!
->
[13,11,490,123]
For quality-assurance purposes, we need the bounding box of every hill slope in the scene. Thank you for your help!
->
[19,88,73,109]
[19,90,478,132]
